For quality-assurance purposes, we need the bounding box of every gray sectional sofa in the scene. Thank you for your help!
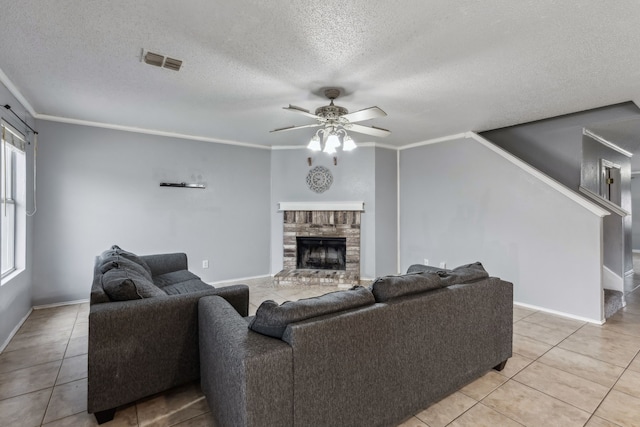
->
[198,264,513,427]
[88,246,249,424]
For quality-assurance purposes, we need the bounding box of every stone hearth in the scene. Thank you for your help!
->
[275,209,361,287]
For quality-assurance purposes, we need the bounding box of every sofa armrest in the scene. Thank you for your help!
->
[207,284,250,317]
[141,253,188,276]
[199,296,293,427]
[88,285,248,414]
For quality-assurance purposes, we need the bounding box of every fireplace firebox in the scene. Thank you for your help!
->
[296,237,346,270]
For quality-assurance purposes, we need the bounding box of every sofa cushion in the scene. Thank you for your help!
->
[371,272,442,302]
[99,256,150,280]
[153,270,201,288]
[439,262,489,285]
[101,267,166,301]
[249,286,375,339]
[162,279,212,295]
[406,264,452,276]
[406,262,489,286]
[98,245,153,280]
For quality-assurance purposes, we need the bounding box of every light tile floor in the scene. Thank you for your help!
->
[1,280,640,427]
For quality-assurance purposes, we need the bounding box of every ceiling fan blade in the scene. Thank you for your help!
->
[341,106,387,123]
[347,124,391,137]
[283,105,320,119]
[270,123,322,133]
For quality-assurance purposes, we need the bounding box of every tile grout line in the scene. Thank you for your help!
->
[39,306,80,426]
[582,361,633,427]
[446,396,525,427]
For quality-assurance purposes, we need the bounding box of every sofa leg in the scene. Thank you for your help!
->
[94,408,116,424]
[493,360,508,371]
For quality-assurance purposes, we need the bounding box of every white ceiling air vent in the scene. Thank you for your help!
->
[144,51,164,67]
[163,57,182,71]
[143,50,182,71]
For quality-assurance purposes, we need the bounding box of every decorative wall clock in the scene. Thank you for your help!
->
[306,166,333,193]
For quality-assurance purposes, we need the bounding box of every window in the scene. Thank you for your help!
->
[1,122,25,279]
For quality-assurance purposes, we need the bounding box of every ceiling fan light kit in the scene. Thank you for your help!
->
[272,88,391,153]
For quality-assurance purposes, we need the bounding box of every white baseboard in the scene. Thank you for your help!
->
[33,299,89,310]
[514,301,604,325]
[602,266,624,292]
[209,274,273,286]
[0,308,33,353]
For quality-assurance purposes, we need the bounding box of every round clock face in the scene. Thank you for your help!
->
[306,166,333,193]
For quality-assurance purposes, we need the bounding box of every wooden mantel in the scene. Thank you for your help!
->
[278,201,364,212]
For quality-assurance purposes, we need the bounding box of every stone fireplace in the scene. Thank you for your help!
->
[274,202,362,287]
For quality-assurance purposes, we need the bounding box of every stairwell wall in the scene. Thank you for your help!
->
[399,135,605,322]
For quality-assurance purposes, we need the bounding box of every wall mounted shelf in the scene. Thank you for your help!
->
[160,182,206,189]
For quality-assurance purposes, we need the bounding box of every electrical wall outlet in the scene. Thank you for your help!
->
[423,258,429,266]
[202,260,209,269]
[439,261,446,268]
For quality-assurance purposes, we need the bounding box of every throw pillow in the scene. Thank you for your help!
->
[110,245,153,278]
[249,286,375,339]
[102,266,166,301]
[98,245,153,281]
[99,255,150,279]
[370,271,442,302]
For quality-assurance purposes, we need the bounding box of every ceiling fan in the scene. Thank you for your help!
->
[270,88,391,153]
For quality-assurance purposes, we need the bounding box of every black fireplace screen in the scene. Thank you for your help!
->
[296,237,346,270]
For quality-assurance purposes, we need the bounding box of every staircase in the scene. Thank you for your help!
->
[604,289,624,319]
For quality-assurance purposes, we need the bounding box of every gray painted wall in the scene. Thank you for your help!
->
[270,146,397,279]
[0,83,35,349]
[31,121,271,305]
[375,148,398,276]
[400,136,603,322]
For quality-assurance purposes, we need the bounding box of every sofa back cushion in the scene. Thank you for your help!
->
[406,264,452,275]
[371,272,442,302]
[249,286,375,339]
[437,262,489,285]
[406,262,489,285]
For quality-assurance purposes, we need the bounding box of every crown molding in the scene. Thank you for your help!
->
[36,114,271,150]
[398,133,468,150]
[583,128,633,157]
[0,68,37,117]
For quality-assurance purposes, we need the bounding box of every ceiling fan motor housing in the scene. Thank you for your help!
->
[315,88,349,121]
[315,104,349,120]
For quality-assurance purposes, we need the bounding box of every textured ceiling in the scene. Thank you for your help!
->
[2,1,640,148]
